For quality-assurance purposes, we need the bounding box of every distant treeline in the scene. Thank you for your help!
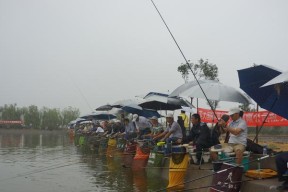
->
[0,104,80,130]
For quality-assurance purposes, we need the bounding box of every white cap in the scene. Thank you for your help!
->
[150,116,158,120]
[132,114,139,122]
[166,113,174,118]
[228,107,241,115]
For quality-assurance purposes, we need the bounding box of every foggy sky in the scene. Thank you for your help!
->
[1,0,287,115]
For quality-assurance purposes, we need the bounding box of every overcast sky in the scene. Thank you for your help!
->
[1,0,287,115]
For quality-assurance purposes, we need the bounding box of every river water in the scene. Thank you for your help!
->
[0,130,166,192]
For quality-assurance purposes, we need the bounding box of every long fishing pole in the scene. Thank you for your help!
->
[150,0,219,120]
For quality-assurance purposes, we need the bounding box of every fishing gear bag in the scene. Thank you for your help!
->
[246,139,273,154]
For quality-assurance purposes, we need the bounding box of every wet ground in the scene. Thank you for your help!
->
[0,129,166,192]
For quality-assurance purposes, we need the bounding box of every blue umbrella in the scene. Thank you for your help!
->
[121,104,161,118]
[139,92,193,110]
[238,65,288,119]
[80,112,116,120]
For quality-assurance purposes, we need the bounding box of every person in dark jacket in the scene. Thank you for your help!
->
[187,113,211,164]
[211,114,230,146]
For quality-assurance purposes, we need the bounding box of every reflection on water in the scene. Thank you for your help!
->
[0,129,166,192]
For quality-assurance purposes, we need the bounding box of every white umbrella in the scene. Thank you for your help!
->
[261,71,288,87]
[111,98,143,108]
[181,106,196,113]
[169,79,252,104]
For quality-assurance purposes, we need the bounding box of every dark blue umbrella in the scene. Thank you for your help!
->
[238,65,288,119]
[139,92,193,110]
[80,112,116,120]
[121,104,161,118]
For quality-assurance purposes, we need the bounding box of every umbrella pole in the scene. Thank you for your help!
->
[255,104,259,144]
[253,98,278,143]
[196,98,199,113]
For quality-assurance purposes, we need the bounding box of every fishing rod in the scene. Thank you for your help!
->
[150,0,219,120]
[153,154,273,192]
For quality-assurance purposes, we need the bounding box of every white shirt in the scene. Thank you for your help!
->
[95,127,104,133]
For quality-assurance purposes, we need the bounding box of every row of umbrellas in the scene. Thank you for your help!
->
[77,64,287,123]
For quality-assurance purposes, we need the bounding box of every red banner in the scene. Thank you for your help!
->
[198,108,288,127]
[0,120,23,125]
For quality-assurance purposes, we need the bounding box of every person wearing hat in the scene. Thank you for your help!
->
[122,117,138,140]
[147,116,164,139]
[210,114,230,146]
[132,114,152,139]
[210,107,248,166]
[153,113,182,144]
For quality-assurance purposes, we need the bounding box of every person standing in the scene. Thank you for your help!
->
[179,110,189,130]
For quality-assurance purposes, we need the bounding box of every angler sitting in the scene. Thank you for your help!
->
[210,114,230,146]
[132,114,152,139]
[143,116,164,139]
[210,107,248,167]
[187,113,212,165]
[153,113,182,144]
[122,117,137,141]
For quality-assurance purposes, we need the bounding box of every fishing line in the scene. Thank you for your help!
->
[0,146,107,182]
[0,147,72,163]
[150,0,219,120]
[66,71,93,112]
[178,179,255,192]
[0,160,81,182]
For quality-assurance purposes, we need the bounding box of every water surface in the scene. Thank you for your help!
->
[0,130,166,192]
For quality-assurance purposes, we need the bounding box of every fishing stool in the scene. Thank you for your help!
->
[189,149,210,164]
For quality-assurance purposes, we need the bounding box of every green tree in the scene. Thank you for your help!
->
[0,104,23,128]
[61,106,80,126]
[177,58,219,109]
[239,104,253,112]
[1,104,22,120]
[24,105,41,129]
[41,107,62,130]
